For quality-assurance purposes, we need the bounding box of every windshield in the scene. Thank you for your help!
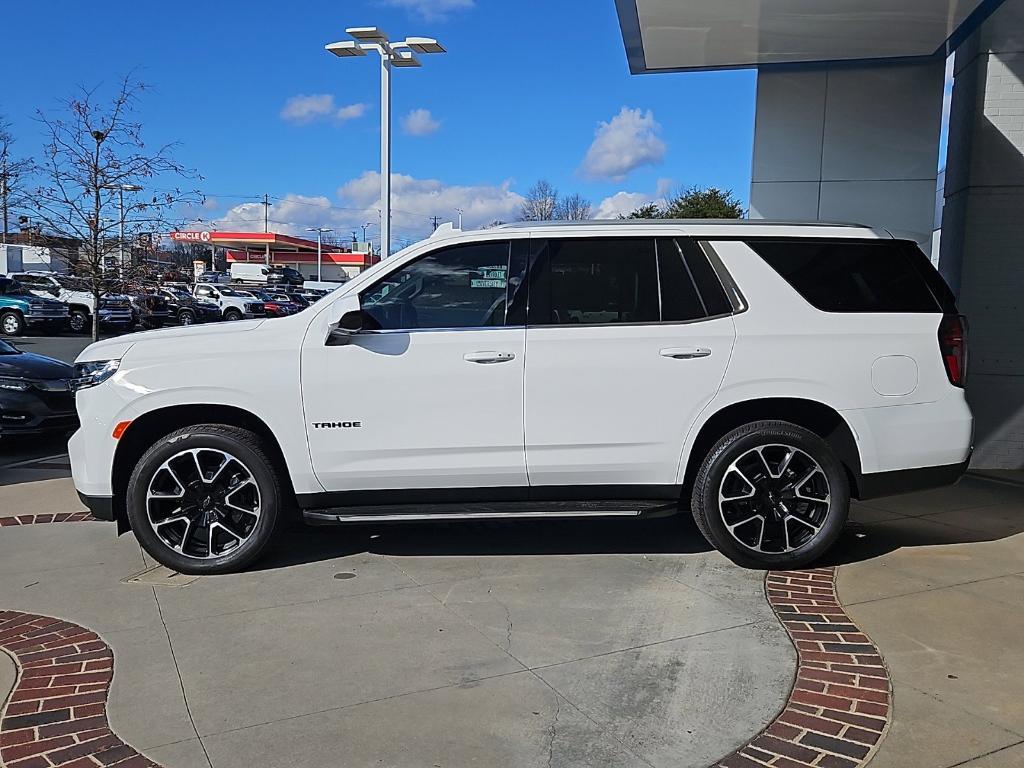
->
[0,279,31,297]
[218,288,247,297]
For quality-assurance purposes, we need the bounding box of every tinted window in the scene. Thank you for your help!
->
[656,238,706,322]
[748,239,943,313]
[361,241,512,330]
[528,238,659,325]
[682,240,733,316]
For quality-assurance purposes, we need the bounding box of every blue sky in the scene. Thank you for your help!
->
[1,0,756,248]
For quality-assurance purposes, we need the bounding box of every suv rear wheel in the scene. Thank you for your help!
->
[126,424,283,574]
[691,420,849,569]
[223,308,242,321]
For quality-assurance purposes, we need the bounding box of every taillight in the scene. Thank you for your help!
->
[938,314,968,387]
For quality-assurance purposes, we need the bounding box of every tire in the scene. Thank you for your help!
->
[223,308,242,322]
[0,311,25,337]
[178,309,196,326]
[690,420,849,569]
[126,424,284,574]
[68,310,89,334]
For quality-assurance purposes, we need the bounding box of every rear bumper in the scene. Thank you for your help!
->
[76,492,114,521]
[855,457,971,501]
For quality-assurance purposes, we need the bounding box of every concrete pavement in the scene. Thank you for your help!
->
[0,473,793,768]
[2,458,1023,767]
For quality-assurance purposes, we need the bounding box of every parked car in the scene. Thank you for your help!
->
[128,291,171,330]
[250,290,303,318]
[10,272,134,333]
[70,221,973,575]
[198,271,231,284]
[302,280,347,295]
[0,277,70,336]
[192,283,265,321]
[156,287,222,326]
[283,292,310,309]
[0,337,78,437]
[230,263,304,288]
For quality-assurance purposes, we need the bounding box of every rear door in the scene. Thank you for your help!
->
[523,236,736,493]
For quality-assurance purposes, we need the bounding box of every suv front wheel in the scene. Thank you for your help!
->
[126,424,283,574]
[691,421,849,569]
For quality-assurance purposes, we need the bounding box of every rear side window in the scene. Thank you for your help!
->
[748,239,945,313]
[528,238,659,325]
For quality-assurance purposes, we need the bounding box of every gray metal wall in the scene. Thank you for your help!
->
[941,0,1024,469]
[750,60,946,254]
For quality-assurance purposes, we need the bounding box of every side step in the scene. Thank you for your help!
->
[304,500,678,525]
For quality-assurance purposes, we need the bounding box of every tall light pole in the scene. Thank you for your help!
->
[103,184,143,270]
[455,207,464,230]
[306,227,333,281]
[326,28,446,259]
[362,222,372,243]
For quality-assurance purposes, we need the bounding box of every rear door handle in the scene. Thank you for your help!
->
[660,347,712,360]
[464,351,516,364]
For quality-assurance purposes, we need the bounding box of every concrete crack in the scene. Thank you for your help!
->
[545,693,562,768]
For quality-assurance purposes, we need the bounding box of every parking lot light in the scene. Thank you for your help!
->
[325,26,446,259]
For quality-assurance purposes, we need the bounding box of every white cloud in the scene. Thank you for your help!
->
[402,108,441,136]
[379,0,474,20]
[580,107,667,181]
[280,94,367,125]
[336,103,368,122]
[201,172,524,248]
[593,179,673,219]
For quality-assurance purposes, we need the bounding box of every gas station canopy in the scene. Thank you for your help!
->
[615,0,1004,73]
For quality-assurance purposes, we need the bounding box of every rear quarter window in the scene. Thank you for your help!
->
[747,239,947,313]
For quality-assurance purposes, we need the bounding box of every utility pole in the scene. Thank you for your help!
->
[431,215,441,232]
[455,207,463,230]
[262,194,271,265]
[361,222,371,243]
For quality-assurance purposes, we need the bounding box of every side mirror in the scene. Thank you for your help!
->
[327,309,377,346]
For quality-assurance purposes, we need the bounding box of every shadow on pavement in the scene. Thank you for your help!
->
[822,475,1024,567]
[255,515,715,569]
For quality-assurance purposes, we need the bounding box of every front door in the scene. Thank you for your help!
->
[523,236,736,493]
[301,239,529,497]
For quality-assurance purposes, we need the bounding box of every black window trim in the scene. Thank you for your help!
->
[355,237,525,333]
[525,235,736,330]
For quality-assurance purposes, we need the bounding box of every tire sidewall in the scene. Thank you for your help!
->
[693,423,849,569]
[126,427,280,574]
[1,311,24,336]
[69,311,88,334]
[224,309,241,321]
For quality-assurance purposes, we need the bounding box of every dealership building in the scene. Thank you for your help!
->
[616,0,1024,468]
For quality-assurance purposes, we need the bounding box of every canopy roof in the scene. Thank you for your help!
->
[615,0,1004,73]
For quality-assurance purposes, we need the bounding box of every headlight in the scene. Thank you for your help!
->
[0,377,30,391]
[71,359,120,391]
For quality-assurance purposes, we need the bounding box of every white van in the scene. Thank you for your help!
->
[229,263,271,284]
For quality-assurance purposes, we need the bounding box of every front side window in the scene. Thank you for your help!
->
[361,241,512,330]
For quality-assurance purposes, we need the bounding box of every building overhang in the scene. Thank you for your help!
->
[615,0,1006,73]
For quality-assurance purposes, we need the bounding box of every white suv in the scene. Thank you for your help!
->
[69,221,973,574]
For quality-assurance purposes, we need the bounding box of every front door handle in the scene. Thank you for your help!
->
[660,347,712,360]
[464,351,516,364]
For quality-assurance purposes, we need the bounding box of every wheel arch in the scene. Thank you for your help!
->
[111,404,297,530]
[681,398,863,504]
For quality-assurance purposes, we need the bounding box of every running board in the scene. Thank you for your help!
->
[303,500,677,525]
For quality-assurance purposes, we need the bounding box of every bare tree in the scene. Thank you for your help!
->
[32,76,200,339]
[519,180,559,221]
[555,192,592,221]
[0,116,34,243]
